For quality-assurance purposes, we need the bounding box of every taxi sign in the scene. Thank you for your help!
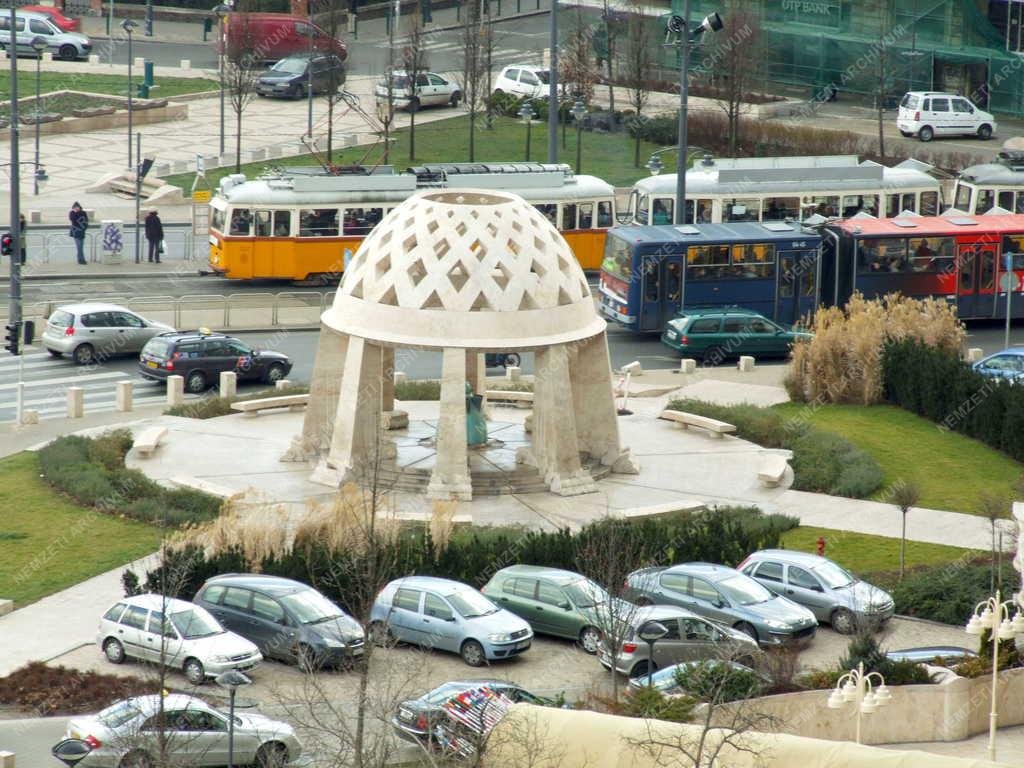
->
[192,190,212,203]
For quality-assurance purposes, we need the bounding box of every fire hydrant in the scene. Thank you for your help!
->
[816,536,826,557]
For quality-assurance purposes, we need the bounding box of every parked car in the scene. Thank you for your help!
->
[897,91,996,141]
[0,10,91,59]
[971,348,1024,381]
[623,563,818,646]
[885,646,978,664]
[626,659,770,698]
[60,694,302,768]
[138,329,293,393]
[375,70,461,112]
[371,576,533,666]
[481,564,628,654]
[42,303,175,365]
[194,573,364,669]
[256,53,345,98]
[97,594,262,685]
[738,550,895,635]
[222,12,348,62]
[492,64,550,98]
[392,679,551,745]
[21,5,80,32]
[660,307,811,362]
[597,604,760,678]
[484,352,521,369]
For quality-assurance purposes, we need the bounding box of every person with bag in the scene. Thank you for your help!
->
[144,209,164,264]
[69,202,88,265]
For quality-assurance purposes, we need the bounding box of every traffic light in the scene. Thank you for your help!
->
[4,322,20,356]
[0,231,12,257]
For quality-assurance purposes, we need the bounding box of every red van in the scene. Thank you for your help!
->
[222,13,348,63]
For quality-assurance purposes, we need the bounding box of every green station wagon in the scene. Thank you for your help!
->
[660,307,811,362]
[481,565,624,654]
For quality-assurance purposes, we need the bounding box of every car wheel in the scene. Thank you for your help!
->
[103,637,126,664]
[183,657,206,685]
[255,742,289,768]
[978,124,993,140]
[47,349,62,358]
[918,125,934,142]
[630,660,652,679]
[735,622,759,643]
[493,88,504,96]
[502,352,521,369]
[294,83,307,99]
[579,626,602,654]
[59,44,77,60]
[407,97,420,113]
[297,643,322,671]
[119,750,152,768]
[72,343,95,365]
[185,370,207,393]
[265,363,286,384]
[831,607,858,635]
[450,91,462,107]
[460,639,486,667]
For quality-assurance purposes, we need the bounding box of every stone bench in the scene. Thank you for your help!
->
[230,394,309,416]
[486,390,534,408]
[170,475,237,499]
[618,501,705,519]
[133,426,167,457]
[659,409,736,438]
[758,454,789,487]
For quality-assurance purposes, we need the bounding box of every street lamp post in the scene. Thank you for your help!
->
[547,0,557,163]
[966,589,1024,762]
[7,3,22,340]
[571,98,586,173]
[826,661,892,744]
[518,102,535,161]
[214,4,232,156]
[121,19,138,171]
[637,621,669,689]
[215,670,253,768]
[31,37,47,196]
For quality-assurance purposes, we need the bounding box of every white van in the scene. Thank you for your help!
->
[0,10,92,60]
[897,91,996,142]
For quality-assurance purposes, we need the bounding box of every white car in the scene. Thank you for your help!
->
[897,91,996,142]
[61,694,303,768]
[493,64,550,98]
[0,9,92,60]
[98,594,262,685]
[375,70,462,112]
[41,303,175,365]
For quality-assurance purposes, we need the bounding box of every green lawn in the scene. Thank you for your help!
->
[0,452,161,607]
[771,403,1022,514]
[165,114,667,193]
[0,69,217,102]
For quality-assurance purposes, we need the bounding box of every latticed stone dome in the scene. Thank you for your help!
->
[321,189,607,349]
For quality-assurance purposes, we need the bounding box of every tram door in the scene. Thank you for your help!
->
[957,243,997,319]
[638,254,685,332]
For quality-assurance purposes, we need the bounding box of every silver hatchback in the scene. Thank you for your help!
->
[42,303,174,365]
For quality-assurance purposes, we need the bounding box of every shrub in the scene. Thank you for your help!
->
[621,685,696,721]
[0,662,151,715]
[395,379,441,401]
[890,562,1019,626]
[673,661,766,703]
[87,428,134,470]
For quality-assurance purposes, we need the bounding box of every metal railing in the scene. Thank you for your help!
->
[4,223,209,268]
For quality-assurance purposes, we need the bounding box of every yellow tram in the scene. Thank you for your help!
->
[206,163,617,280]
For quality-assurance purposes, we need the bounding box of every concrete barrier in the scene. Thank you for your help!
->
[67,387,83,418]
[275,379,292,390]
[394,371,407,384]
[738,355,755,372]
[116,380,133,412]
[0,749,14,768]
[166,375,184,406]
[180,59,191,70]
[21,409,39,425]
[219,370,237,399]
[680,358,696,374]
[505,366,521,382]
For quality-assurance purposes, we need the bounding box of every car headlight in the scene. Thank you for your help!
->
[764,619,788,630]
[212,655,231,663]
[488,632,512,643]
[321,637,344,648]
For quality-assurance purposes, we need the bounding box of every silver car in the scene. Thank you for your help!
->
[0,10,92,59]
[738,550,895,635]
[42,303,175,365]
[61,694,303,767]
[597,604,760,678]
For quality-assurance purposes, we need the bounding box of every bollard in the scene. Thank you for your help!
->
[738,355,755,372]
[89,54,100,64]
[394,371,408,384]
[67,387,84,419]
[680,358,697,374]
[622,360,642,376]
[116,380,133,412]
[21,409,39,425]
[180,59,192,70]
[134,57,146,69]
[0,750,15,768]
[275,379,292,390]
[42,52,53,62]
[219,371,237,399]
[166,375,184,406]
[967,347,984,362]
[506,366,521,382]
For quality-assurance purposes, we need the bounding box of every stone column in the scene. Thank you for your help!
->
[166,375,184,407]
[325,337,383,483]
[116,380,133,412]
[381,346,408,430]
[219,371,237,399]
[571,333,639,474]
[466,351,486,393]
[67,387,84,419]
[284,324,348,461]
[427,347,472,501]
[529,344,595,495]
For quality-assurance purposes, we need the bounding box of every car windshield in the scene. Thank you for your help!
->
[272,58,307,74]
[717,575,773,606]
[448,590,498,618]
[98,700,143,729]
[564,578,609,609]
[280,589,344,624]
[813,561,856,589]
[424,682,471,704]
[170,608,223,639]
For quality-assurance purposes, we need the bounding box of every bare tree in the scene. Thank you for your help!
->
[890,481,920,581]
[976,491,1011,592]
[458,1,491,161]
[701,0,762,156]
[403,14,430,162]
[223,16,262,174]
[560,5,598,106]
[599,1,621,113]
[376,32,399,165]
[617,2,653,167]
[318,0,347,163]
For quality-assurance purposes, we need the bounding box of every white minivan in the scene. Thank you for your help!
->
[0,10,92,60]
[897,91,996,142]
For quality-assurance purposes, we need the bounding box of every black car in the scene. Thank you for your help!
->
[257,54,345,99]
[194,573,365,669]
[392,680,551,746]
[138,330,293,393]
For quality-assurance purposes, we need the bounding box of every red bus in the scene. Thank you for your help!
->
[822,213,1024,320]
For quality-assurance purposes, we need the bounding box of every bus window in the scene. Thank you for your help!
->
[687,245,729,280]
[732,243,775,278]
[999,191,1014,211]
[921,191,939,216]
[636,195,650,224]
[300,209,339,237]
[842,195,878,217]
[724,199,759,222]
[652,199,673,225]
[343,208,382,236]
[273,210,291,237]
[666,262,681,302]
[959,249,975,291]
[695,199,712,223]
[801,266,815,297]
[807,196,839,218]
[953,184,972,212]
[254,210,272,237]
[909,236,954,273]
[597,201,613,228]
[977,189,996,214]
[1003,236,1024,269]
[578,203,594,229]
[763,198,799,221]
[601,236,632,281]
[642,259,659,301]
[561,204,577,231]
[858,238,908,273]
[230,209,252,235]
[535,204,557,226]
[211,207,226,233]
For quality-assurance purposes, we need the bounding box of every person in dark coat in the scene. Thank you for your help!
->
[144,209,164,263]
[69,202,88,265]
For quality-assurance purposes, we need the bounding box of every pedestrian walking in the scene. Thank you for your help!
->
[18,213,26,266]
[69,202,88,265]
[144,209,164,264]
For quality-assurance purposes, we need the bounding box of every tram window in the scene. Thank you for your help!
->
[597,201,613,228]
[977,189,996,214]
[1017,194,1024,214]
[1000,191,1014,211]
[254,210,272,237]
[885,194,899,218]
[921,191,939,216]
[953,185,972,212]
[652,199,673,225]
[763,197,799,221]
[724,199,759,222]
[342,208,382,236]
[731,243,775,278]
[273,211,291,237]
[561,204,577,231]
[1003,236,1024,270]
[858,238,908,273]
[299,209,339,237]
[842,195,878,217]
[909,236,954,273]
[211,207,226,233]
[578,203,594,229]
[535,204,558,226]
[695,199,712,223]
[806,196,840,218]
[229,209,252,235]
[636,195,650,224]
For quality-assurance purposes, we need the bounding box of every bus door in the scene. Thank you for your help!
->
[776,252,800,325]
[957,242,997,319]
[638,254,684,332]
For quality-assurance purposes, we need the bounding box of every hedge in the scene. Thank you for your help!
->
[890,562,1018,627]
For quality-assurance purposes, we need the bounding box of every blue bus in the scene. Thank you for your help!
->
[598,223,821,332]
